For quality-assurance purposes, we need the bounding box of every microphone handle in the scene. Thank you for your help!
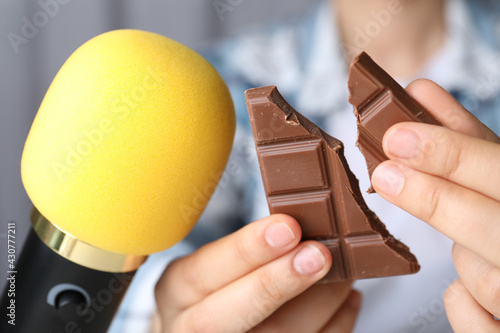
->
[1,229,135,333]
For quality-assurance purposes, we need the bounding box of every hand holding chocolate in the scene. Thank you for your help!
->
[245,86,420,282]
[348,52,443,192]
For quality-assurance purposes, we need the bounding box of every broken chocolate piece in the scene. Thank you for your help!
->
[245,85,420,283]
[348,52,442,191]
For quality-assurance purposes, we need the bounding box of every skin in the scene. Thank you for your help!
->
[153,1,499,331]
[371,79,500,332]
[152,80,500,333]
[334,0,446,77]
[152,214,360,332]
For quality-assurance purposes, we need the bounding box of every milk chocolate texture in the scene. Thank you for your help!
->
[245,86,420,282]
[349,51,442,191]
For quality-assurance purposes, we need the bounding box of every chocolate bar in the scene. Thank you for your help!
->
[348,52,442,191]
[245,86,420,283]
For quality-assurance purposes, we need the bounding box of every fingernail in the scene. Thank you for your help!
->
[265,222,295,248]
[347,290,362,310]
[293,245,325,275]
[385,128,420,159]
[372,164,405,196]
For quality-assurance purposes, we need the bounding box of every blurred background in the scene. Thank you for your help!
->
[0,0,312,283]
[3,1,500,332]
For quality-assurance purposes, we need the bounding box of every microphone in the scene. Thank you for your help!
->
[1,29,235,332]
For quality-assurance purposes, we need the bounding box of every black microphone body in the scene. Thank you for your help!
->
[1,210,143,332]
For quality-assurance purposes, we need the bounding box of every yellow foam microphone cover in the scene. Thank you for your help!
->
[21,29,235,255]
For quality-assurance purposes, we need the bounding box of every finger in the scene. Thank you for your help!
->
[382,122,500,201]
[452,243,500,318]
[173,241,332,333]
[405,79,500,143]
[444,279,500,333]
[319,290,362,333]
[372,161,500,267]
[156,214,301,309]
[254,282,353,332]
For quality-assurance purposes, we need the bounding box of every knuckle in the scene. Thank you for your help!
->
[440,136,464,179]
[420,182,444,224]
[156,256,210,308]
[409,137,434,167]
[233,232,259,269]
[477,268,500,312]
[254,270,286,305]
[411,130,464,180]
[180,256,211,297]
[443,280,463,308]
